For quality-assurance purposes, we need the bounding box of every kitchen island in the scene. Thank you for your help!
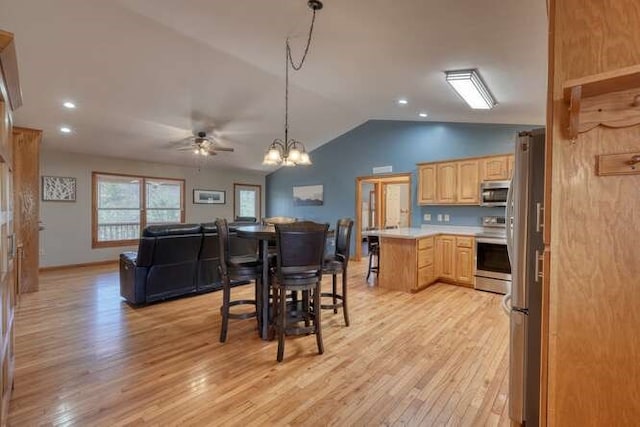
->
[364,226,482,292]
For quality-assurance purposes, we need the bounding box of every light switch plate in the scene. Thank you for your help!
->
[444,214,450,222]
[437,214,443,222]
[423,213,431,221]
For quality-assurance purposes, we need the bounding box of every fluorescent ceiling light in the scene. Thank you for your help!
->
[445,69,496,110]
[397,98,408,105]
[419,112,428,118]
[59,126,72,133]
[63,101,76,109]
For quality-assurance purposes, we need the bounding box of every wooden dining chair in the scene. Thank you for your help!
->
[270,221,328,362]
[321,218,354,326]
[215,218,262,342]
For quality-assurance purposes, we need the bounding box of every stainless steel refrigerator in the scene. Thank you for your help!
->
[505,128,545,426]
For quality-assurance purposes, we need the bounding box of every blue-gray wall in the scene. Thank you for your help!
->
[265,120,534,227]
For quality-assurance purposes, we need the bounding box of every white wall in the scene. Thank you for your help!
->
[39,149,266,267]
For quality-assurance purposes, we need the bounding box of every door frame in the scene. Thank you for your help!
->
[354,173,412,260]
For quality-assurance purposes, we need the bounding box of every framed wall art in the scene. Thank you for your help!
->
[42,176,77,202]
[193,189,226,204]
[293,184,323,206]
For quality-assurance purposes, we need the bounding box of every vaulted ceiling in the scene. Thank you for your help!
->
[0,0,547,171]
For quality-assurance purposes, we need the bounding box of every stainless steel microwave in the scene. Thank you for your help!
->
[480,180,510,207]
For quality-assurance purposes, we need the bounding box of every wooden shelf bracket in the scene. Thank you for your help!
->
[563,65,640,139]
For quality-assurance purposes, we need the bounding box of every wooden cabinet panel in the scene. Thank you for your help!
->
[507,155,515,179]
[436,163,457,204]
[418,265,435,288]
[418,247,433,268]
[457,160,479,204]
[418,164,437,205]
[435,235,455,281]
[455,237,475,286]
[480,156,509,181]
[417,236,433,250]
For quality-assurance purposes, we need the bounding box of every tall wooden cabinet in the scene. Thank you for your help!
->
[0,30,22,425]
[435,163,457,204]
[13,128,41,294]
[544,1,640,425]
[457,160,480,204]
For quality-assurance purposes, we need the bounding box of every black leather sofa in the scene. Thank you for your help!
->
[119,223,257,305]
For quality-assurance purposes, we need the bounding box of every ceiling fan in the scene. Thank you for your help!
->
[176,131,235,156]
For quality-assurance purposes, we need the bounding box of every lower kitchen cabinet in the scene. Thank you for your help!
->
[376,234,476,292]
[455,236,475,287]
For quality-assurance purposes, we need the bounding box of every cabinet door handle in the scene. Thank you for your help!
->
[534,250,544,283]
[536,203,545,233]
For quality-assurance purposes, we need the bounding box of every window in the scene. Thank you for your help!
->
[234,183,261,221]
[92,172,185,248]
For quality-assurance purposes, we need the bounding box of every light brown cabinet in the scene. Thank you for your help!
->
[377,233,475,292]
[435,235,456,281]
[418,154,511,205]
[455,237,475,286]
[507,155,515,179]
[418,164,437,204]
[480,155,510,181]
[457,160,480,204]
[417,237,434,289]
[436,163,457,204]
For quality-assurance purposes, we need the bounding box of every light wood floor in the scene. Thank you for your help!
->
[9,261,510,426]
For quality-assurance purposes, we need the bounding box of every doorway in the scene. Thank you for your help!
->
[354,173,412,260]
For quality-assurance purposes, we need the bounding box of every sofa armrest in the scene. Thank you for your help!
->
[120,251,137,265]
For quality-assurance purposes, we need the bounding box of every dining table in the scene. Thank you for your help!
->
[235,224,335,340]
[234,224,276,340]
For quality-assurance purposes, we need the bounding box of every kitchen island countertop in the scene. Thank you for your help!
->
[362,226,484,240]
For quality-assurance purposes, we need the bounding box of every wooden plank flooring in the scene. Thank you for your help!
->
[9,261,511,426]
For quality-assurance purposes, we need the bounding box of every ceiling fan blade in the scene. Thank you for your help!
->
[212,147,234,152]
[177,146,197,151]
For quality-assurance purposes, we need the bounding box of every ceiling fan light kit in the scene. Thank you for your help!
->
[262,0,323,167]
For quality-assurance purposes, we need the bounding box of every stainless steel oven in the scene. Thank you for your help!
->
[475,235,511,294]
[480,180,510,207]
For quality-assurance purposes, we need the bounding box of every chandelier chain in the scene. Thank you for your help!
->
[284,8,317,143]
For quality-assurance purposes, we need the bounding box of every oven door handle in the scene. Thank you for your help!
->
[476,237,507,245]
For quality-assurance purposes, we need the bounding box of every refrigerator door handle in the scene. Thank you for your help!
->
[506,180,515,267]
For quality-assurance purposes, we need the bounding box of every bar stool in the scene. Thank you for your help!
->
[366,235,379,282]
[215,218,262,343]
[321,218,354,326]
[270,221,328,362]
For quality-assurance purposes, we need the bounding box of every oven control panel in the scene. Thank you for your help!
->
[482,216,506,228]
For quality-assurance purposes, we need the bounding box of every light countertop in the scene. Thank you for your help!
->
[362,226,485,239]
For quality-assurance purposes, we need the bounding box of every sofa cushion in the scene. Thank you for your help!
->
[143,223,202,237]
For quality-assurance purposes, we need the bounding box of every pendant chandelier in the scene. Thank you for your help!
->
[262,0,323,167]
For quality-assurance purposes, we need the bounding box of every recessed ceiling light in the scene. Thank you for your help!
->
[419,112,428,118]
[59,126,72,134]
[397,98,408,105]
[63,101,76,109]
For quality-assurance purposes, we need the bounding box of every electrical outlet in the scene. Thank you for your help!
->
[444,214,450,222]
[423,213,431,221]
[437,214,443,222]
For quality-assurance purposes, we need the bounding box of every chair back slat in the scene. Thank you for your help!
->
[215,218,230,276]
[334,218,354,261]
[275,221,328,276]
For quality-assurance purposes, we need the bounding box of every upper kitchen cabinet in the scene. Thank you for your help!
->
[507,155,515,179]
[436,162,457,204]
[480,155,510,181]
[417,154,510,205]
[457,159,480,204]
[418,164,437,204]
